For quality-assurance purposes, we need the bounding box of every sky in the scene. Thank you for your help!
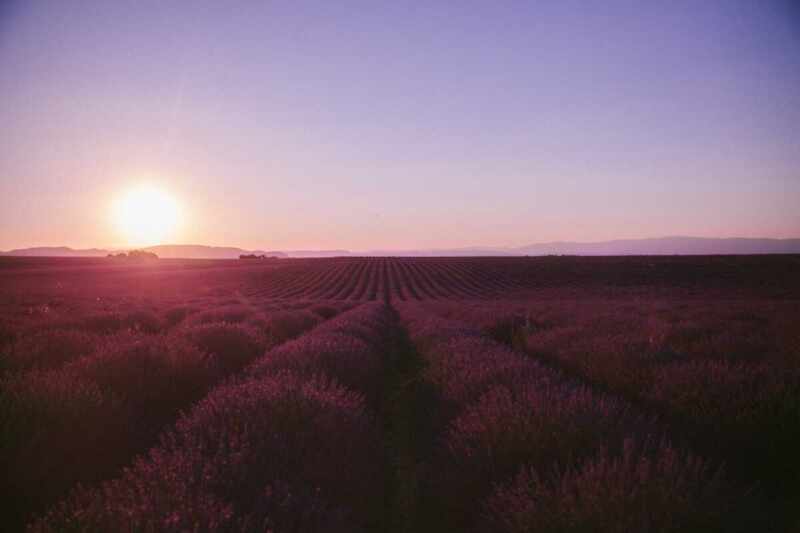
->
[1,0,799,251]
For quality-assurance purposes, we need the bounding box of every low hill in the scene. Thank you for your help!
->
[3,237,799,258]
[0,246,110,257]
[0,245,286,260]
[143,245,286,259]
[514,237,800,256]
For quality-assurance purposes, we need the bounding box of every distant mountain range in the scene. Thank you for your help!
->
[365,237,800,256]
[513,237,800,256]
[143,245,287,259]
[0,245,287,259]
[2,237,799,259]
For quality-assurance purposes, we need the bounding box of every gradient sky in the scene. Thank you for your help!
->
[1,1,799,251]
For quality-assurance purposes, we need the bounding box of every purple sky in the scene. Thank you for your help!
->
[1,1,799,250]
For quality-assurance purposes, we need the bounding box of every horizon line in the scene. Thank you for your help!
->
[3,234,800,256]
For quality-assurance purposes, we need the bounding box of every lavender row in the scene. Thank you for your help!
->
[0,305,326,530]
[0,295,345,374]
[247,302,392,406]
[427,299,800,508]
[32,302,394,532]
[397,303,748,532]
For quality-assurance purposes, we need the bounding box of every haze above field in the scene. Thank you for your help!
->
[1,1,798,250]
[3,237,800,259]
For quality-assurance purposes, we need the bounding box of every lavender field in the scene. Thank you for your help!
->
[1,255,798,532]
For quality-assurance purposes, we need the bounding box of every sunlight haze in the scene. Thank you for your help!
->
[1,1,798,251]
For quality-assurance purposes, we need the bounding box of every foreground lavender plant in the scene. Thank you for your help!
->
[2,306,324,530]
[398,304,746,531]
[31,373,382,533]
[31,303,393,532]
[483,439,743,533]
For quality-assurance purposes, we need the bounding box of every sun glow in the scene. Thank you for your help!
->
[112,184,181,246]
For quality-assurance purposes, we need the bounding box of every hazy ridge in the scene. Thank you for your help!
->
[2,237,800,259]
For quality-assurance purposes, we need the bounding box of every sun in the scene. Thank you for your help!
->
[112,184,181,246]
